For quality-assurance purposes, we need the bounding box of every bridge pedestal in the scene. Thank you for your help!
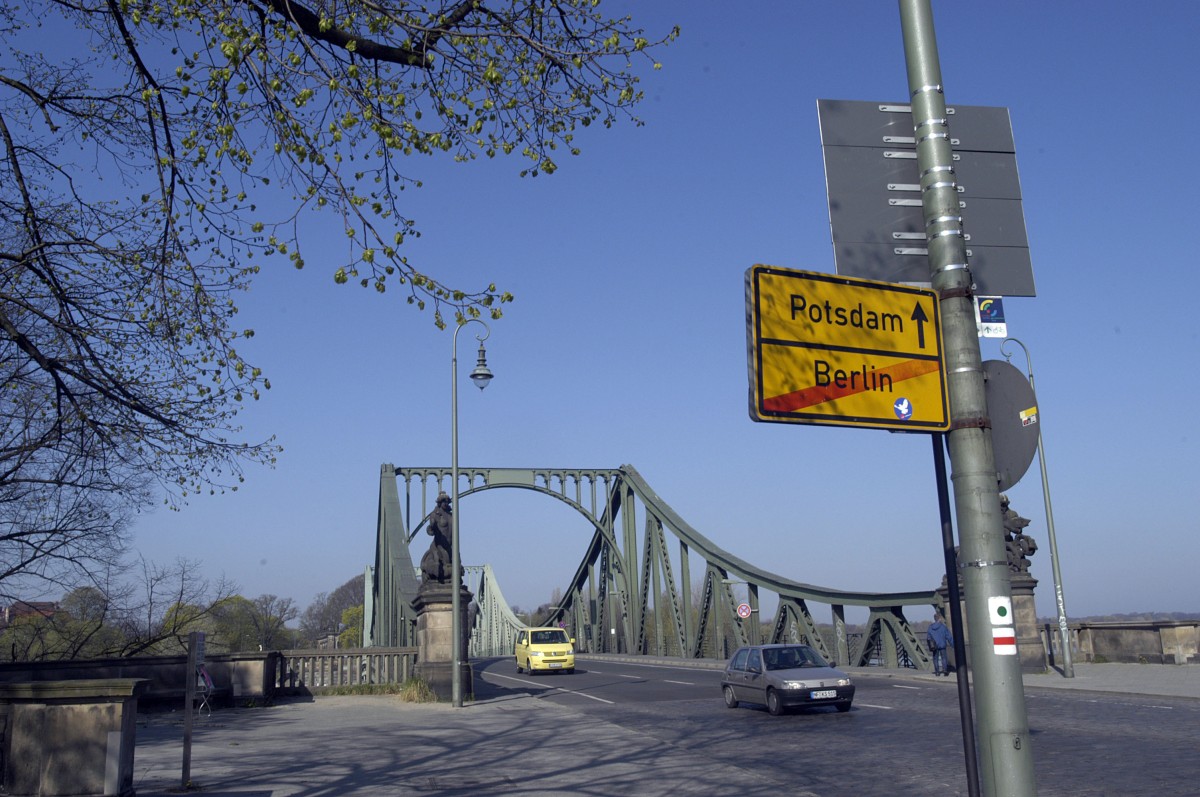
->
[411,583,474,702]
[1009,574,1048,673]
[939,572,1047,673]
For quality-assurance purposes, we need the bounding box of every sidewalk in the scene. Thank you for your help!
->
[129,661,1197,797]
[584,652,1200,699]
[1022,661,1200,698]
[860,661,1200,700]
[132,693,796,797]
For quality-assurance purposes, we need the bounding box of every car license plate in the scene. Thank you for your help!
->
[549,662,562,668]
[810,689,837,699]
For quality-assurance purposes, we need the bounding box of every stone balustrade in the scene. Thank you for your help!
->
[275,647,418,693]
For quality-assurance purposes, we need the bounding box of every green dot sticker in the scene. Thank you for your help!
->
[988,596,1013,625]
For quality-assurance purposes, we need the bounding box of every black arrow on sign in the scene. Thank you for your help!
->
[911,303,929,349]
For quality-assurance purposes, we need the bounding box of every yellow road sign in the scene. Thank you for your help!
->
[746,265,949,431]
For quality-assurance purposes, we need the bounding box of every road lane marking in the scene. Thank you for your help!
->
[891,684,921,690]
[487,672,616,704]
[551,688,614,704]
[855,703,895,709]
[585,669,689,685]
[581,660,724,674]
[488,672,540,685]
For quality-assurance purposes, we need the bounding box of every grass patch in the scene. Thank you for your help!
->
[397,677,439,703]
[317,683,408,697]
[317,678,439,703]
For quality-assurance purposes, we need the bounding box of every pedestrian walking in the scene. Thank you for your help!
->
[927,613,953,676]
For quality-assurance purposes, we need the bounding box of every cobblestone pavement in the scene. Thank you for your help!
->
[130,661,1198,797]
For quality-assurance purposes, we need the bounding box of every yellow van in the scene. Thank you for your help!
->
[515,626,576,675]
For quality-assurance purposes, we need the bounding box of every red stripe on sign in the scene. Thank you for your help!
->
[993,635,1016,646]
[763,358,941,413]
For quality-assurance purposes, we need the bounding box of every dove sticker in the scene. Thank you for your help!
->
[893,397,913,421]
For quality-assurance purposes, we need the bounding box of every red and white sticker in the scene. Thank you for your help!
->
[992,626,1017,655]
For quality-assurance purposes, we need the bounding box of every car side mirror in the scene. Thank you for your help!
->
[570,638,576,644]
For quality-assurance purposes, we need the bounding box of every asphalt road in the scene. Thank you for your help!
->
[476,657,1200,796]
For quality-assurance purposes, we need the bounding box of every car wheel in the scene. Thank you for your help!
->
[836,701,852,713]
[515,658,523,674]
[766,689,784,716]
[723,685,738,709]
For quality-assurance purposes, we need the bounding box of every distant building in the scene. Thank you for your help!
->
[0,601,59,631]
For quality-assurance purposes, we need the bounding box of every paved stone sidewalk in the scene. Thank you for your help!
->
[133,694,806,797]
[131,661,1197,796]
[863,661,1200,699]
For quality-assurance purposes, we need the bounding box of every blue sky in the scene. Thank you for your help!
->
[126,1,1200,622]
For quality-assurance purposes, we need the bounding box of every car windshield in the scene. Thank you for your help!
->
[763,646,827,671]
[531,630,568,645]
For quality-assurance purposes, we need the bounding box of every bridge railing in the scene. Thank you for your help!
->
[277,647,418,691]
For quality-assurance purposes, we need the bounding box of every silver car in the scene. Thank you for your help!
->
[721,643,855,715]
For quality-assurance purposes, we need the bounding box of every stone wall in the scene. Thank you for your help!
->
[1041,620,1200,665]
[0,652,278,708]
[0,679,146,797]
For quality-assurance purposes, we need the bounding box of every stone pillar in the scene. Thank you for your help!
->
[411,582,474,702]
[1010,573,1047,673]
[0,678,147,797]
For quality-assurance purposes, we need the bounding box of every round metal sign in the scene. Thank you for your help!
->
[983,359,1040,492]
[736,603,752,619]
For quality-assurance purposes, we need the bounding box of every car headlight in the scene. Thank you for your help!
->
[530,651,542,656]
[836,678,852,687]
[567,647,575,655]
[782,681,805,690]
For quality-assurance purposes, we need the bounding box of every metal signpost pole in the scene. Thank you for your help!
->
[182,630,199,789]
[898,2,1037,794]
[1003,338,1073,678]
[933,435,981,797]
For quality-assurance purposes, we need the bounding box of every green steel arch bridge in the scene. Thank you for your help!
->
[364,463,941,671]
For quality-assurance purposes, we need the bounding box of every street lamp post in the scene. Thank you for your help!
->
[451,319,493,707]
[1001,337,1073,678]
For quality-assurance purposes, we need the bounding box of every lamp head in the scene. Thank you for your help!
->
[469,342,493,390]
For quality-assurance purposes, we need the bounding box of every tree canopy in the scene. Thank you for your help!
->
[0,1,675,592]
[0,557,235,660]
[300,572,364,645]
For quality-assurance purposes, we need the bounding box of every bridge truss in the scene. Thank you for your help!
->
[365,464,940,670]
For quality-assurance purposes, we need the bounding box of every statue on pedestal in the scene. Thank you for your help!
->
[411,490,473,701]
[420,492,456,586]
[936,494,1047,673]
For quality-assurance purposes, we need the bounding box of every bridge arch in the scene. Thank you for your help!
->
[365,464,940,670]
